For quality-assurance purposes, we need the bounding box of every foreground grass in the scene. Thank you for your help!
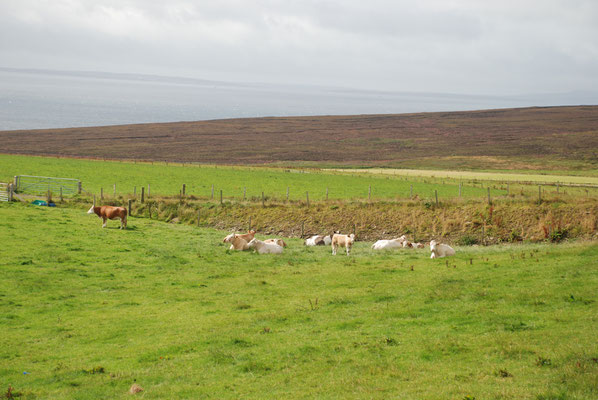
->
[1,203,597,399]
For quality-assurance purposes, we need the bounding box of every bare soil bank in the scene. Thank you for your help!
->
[99,197,598,244]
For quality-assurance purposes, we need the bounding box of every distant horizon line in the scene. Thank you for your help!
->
[3,65,595,100]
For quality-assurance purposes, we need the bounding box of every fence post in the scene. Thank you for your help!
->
[306,191,310,207]
[556,182,559,194]
[220,190,223,205]
[482,225,486,246]
[78,181,82,194]
[301,221,304,238]
[262,191,265,207]
[487,187,491,205]
[8,184,13,202]
[211,185,214,199]
[128,199,132,217]
[286,187,289,201]
[141,187,145,203]
[368,185,371,201]
[435,190,438,206]
[197,209,200,227]
[182,184,186,196]
[13,176,17,186]
[60,187,63,203]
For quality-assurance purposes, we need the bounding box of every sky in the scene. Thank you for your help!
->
[1,0,598,96]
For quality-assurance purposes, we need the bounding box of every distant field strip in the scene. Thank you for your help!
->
[0,154,501,200]
[329,168,598,185]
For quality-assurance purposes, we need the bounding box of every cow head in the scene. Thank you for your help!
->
[429,240,437,252]
[87,205,95,214]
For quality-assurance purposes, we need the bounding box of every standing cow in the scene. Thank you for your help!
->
[87,205,127,229]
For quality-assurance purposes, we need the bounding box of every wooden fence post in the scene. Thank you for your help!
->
[220,190,223,205]
[128,199,132,217]
[368,185,371,201]
[556,182,560,193]
[306,191,310,207]
[301,221,304,238]
[182,184,186,196]
[141,187,145,203]
[60,187,63,202]
[435,190,438,206]
[262,191,265,207]
[78,181,82,194]
[211,185,214,200]
[197,209,200,227]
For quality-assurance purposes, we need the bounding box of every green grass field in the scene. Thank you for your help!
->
[1,203,597,399]
[0,154,502,201]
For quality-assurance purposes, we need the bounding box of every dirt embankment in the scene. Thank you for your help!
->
[96,197,598,244]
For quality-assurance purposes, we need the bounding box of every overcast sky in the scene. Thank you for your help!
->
[1,0,597,95]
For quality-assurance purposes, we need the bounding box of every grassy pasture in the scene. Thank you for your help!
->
[0,154,501,201]
[1,203,597,399]
[329,168,598,185]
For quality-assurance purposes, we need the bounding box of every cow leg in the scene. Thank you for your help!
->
[102,217,107,228]
[332,244,337,255]
[346,246,350,256]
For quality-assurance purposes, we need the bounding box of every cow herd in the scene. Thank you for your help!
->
[86,204,456,259]
[222,230,455,259]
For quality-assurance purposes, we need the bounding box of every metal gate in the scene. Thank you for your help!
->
[0,183,8,202]
[15,175,81,196]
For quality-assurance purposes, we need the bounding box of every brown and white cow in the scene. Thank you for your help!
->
[331,233,355,256]
[264,238,287,247]
[223,230,256,244]
[87,205,127,229]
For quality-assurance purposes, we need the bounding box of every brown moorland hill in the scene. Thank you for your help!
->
[1,106,597,169]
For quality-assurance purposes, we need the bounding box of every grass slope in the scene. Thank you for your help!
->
[1,106,597,170]
[0,154,499,200]
[1,203,597,399]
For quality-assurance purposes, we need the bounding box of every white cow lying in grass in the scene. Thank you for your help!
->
[223,234,250,251]
[371,235,406,250]
[305,235,332,246]
[247,238,284,254]
[331,233,355,256]
[264,238,287,247]
[429,240,455,258]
